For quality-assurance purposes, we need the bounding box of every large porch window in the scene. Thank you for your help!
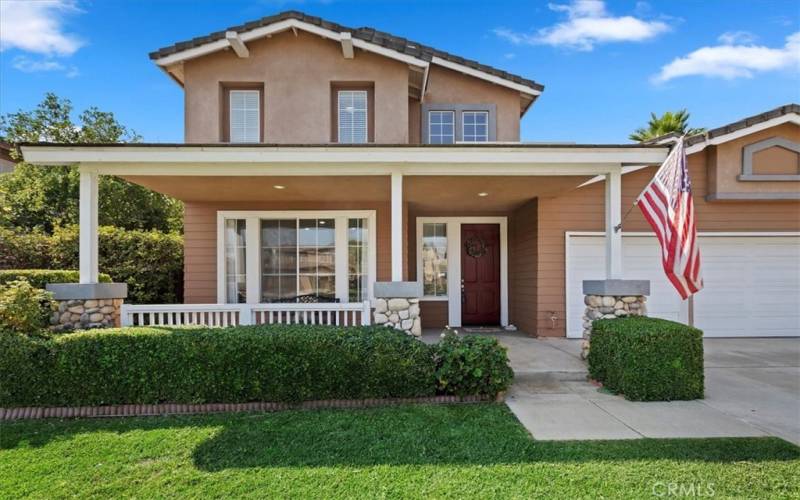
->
[218,211,376,304]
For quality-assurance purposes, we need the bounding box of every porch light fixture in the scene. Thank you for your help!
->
[273,185,286,190]
[478,192,489,197]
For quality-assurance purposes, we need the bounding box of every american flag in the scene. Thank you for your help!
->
[636,139,703,299]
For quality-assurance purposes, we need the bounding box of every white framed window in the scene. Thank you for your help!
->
[421,222,448,297]
[462,111,489,142]
[218,211,376,304]
[229,90,261,143]
[428,111,455,144]
[337,90,368,144]
[223,219,247,303]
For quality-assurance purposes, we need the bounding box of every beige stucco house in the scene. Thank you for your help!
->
[21,11,800,338]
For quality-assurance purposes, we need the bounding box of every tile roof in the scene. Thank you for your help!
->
[645,103,800,147]
[149,10,544,93]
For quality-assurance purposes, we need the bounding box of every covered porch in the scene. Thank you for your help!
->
[20,144,668,335]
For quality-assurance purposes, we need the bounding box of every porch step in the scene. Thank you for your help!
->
[512,369,588,384]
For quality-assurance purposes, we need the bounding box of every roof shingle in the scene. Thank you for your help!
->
[149,10,544,92]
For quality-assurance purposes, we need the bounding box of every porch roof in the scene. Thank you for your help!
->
[19,143,669,177]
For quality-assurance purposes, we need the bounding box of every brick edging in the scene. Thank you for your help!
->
[0,394,503,421]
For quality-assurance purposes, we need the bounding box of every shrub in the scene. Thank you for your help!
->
[587,317,704,401]
[0,227,51,269]
[0,279,55,334]
[434,332,514,397]
[0,325,439,406]
[0,270,112,289]
[0,225,183,304]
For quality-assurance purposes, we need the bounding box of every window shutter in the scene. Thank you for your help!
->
[338,90,368,144]
[229,90,260,143]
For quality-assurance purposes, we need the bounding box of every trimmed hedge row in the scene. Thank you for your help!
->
[0,325,513,407]
[0,225,183,304]
[0,270,112,289]
[587,317,704,401]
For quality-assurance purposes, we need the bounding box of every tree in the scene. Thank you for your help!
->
[629,109,705,143]
[0,93,182,233]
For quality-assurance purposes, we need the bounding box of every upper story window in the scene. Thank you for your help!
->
[462,111,489,142]
[332,83,374,143]
[421,104,496,144]
[428,111,455,144]
[222,84,263,143]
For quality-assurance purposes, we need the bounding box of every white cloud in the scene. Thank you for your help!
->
[12,55,79,77]
[653,32,800,83]
[0,0,83,56]
[494,0,670,51]
[718,31,756,45]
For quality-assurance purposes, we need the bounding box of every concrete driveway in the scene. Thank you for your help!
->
[495,335,800,443]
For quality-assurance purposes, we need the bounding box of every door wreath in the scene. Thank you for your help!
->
[464,236,488,258]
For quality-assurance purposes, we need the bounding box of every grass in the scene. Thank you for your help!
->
[1,404,798,499]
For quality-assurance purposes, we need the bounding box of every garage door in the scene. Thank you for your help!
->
[566,234,800,338]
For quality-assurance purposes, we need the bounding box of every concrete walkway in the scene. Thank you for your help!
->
[424,331,800,443]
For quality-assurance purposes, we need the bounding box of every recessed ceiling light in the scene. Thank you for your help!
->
[273,185,286,190]
[478,192,489,197]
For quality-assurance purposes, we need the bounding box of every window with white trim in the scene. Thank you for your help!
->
[221,213,374,304]
[421,223,448,297]
[229,90,260,143]
[462,111,489,142]
[428,111,455,144]
[337,90,368,144]
[348,218,369,302]
[224,219,247,303]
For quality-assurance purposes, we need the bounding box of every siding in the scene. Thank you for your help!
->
[509,199,538,334]
[535,147,800,337]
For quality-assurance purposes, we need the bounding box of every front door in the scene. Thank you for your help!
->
[461,224,501,325]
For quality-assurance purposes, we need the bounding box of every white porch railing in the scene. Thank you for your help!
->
[120,301,372,328]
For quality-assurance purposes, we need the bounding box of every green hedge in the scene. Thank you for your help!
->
[587,317,704,401]
[435,333,514,397]
[0,325,514,407]
[0,226,183,304]
[0,270,112,289]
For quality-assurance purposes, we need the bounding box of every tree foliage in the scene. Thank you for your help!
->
[0,93,182,233]
[629,109,705,143]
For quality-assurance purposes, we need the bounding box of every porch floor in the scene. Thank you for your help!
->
[422,330,794,443]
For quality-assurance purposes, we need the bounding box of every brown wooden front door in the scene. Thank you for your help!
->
[461,224,501,325]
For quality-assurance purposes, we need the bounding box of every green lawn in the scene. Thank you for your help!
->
[1,404,798,499]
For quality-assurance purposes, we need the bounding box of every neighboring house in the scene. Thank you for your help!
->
[0,142,15,174]
[21,11,800,337]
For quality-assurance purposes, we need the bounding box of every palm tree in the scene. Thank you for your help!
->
[629,109,705,142]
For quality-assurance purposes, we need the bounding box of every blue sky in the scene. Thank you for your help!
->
[1,0,798,143]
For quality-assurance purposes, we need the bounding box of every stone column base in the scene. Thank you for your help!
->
[373,281,422,337]
[46,283,128,332]
[581,280,650,359]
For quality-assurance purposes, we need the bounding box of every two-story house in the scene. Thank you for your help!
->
[22,11,800,338]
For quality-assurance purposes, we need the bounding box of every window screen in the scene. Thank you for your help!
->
[229,90,260,143]
[338,90,368,143]
[428,111,455,144]
[462,111,489,142]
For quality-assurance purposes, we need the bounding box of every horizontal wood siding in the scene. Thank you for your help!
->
[509,199,538,335]
[420,301,448,329]
[536,148,800,337]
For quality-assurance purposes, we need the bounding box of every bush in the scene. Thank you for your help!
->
[434,332,514,397]
[0,325,439,406]
[587,317,704,401]
[0,228,51,269]
[0,225,183,304]
[0,270,112,288]
[0,279,55,334]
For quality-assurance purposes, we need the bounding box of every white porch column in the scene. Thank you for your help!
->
[391,172,403,281]
[79,168,99,284]
[605,166,622,279]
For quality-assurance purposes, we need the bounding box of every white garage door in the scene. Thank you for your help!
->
[566,234,800,338]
